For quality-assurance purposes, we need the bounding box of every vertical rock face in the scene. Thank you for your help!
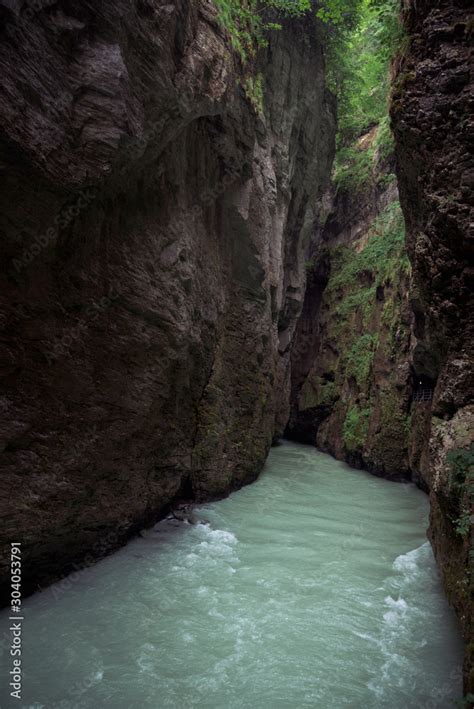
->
[287,141,414,481]
[0,1,335,597]
[390,0,473,692]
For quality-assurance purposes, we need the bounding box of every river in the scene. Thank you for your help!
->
[0,441,463,708]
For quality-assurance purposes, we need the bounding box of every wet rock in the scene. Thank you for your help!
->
[391,0,474,693]
[287,146,413,481]
[0,1,336,600]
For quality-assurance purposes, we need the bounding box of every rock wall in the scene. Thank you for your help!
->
[391,0,473,693]
[0,0,336,599]
[287,137,414,481]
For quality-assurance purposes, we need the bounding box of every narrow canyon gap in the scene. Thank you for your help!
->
[0,0,472,701]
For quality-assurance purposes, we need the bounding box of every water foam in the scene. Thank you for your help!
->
[393,542,431,577]
[368,543,440,703]
[7,443,462,709]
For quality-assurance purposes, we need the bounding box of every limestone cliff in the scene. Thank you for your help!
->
[287,134,414,481]
[288,0,473,687]
[0,1,335,598]
[391,0,473,693]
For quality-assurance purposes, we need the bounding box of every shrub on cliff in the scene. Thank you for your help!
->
[214,0,363,61]
[214,0,311,60]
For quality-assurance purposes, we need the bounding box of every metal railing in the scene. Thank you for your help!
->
[413,389,433,402]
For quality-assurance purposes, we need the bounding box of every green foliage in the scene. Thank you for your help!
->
[318,380,337,405]
[381,295,406,356]
[328,0,402,136]
[214,0,311,61]
[214,0,367,63]
[374,115,394,160]
[363,200,409,279]
[377,171,397,189]
[455,513,471,539]
[321,198,409,409]
[333,114,396,192]
[316,0,362,31]
[333,140,374,192]
[447,446,474,538]
[326,0,402,191]
[321,200,408,355]
[379,391,410,434]
[336,286,376,325]
[327,201,407,295]
[344,334,378,386]
[299,378,337,410]
[343,405,371,450]
[447,447,474,486]
[243,73,264,113]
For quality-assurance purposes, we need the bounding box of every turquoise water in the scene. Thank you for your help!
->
[0,442,463,708]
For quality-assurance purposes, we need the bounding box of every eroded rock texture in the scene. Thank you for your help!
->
[0,0,335,598]
[287,138,414,481]
[391,0,473,692]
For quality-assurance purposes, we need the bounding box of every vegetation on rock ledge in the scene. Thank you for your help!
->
[214,0,311,60]
[214,0,374,62]
[327,201,409,298]
[343,405,371,451]
[447,446,474,538]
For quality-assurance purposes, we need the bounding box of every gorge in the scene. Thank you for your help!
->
[0,0,472,704]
